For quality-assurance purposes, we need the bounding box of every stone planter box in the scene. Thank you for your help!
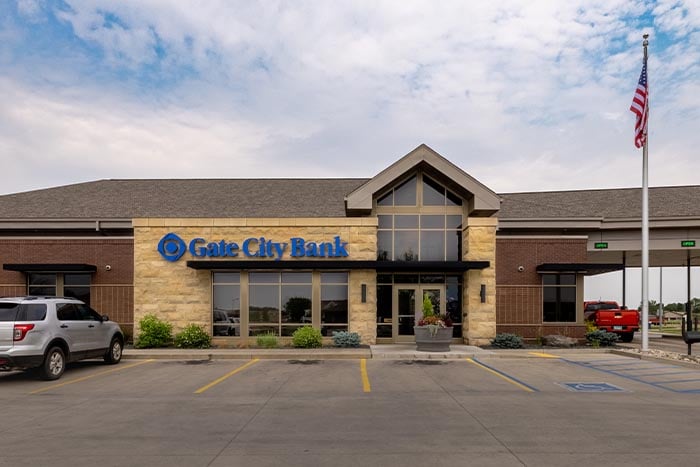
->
[414,326,452,352]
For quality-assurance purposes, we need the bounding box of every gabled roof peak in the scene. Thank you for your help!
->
[344,144,500,216]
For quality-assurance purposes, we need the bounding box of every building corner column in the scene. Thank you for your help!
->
[462,217,497,346]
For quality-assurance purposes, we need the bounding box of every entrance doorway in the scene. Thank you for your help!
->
[393,285,445,342]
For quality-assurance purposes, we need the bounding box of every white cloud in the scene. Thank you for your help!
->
[0,0,698,195]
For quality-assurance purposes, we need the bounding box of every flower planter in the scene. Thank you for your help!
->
[414,326,452,352]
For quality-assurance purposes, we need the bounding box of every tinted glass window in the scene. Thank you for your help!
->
[28,273,56,286]
[0,303,19,322]
[64,274,90,286]
[394,176,417,206]
[377,191,393,206]
[56,303,80,321]
[17,304,47,321]
[75,304,100,321]
[65,287,90,305]
[321,272,348,284]
[213,272,240,284]
[394,215,418,229]
[422,176,445,205]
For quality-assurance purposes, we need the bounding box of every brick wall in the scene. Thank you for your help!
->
[0,238,134,331]
[496,237,587,339]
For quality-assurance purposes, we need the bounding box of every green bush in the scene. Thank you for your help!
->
[491,333,524,349]
[585,330,619,347]
[256,332,279,349]
[174,324,211,349]
[292,326,323,348]
[135,314,173,348]
[332,331,361,348]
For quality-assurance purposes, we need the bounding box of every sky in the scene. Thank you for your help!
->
[1,0,699,302]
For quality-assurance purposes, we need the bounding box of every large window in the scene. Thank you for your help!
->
[321,272,348,336]
[212,271,349,338]
[376,173,463,262]
[377,214,462,261]
[249,272,312,337]
[27,273,91,305]
[543,274,577,322]
[213,273,241,336]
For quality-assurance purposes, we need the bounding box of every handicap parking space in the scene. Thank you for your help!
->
[563,354,700,394]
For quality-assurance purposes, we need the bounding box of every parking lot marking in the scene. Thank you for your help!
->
[529,352,561,358]
[466,358,538,393]
[194,359,259,394]
[360,358,371,393]
[30,359,155,395]
[564,358,700,393]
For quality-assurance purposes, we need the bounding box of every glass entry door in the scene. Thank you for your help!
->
[393,285,445,342]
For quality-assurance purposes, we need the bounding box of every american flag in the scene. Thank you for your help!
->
[629,60,648,149]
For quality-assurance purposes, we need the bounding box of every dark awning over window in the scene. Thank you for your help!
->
[3,263,97,273]
[536,263,624,276]
[187,260,489,272]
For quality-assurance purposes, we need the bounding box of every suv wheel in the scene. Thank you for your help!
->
[40,346,66,380]
[104,337,123,364]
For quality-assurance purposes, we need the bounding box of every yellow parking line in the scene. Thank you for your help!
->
[30,359,155,395]
[360,358,371,393]
[194,359,259,394]
[529,352,561,359]
[465,358,537,393]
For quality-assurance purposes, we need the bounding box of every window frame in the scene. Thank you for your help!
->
[542,273,578,323]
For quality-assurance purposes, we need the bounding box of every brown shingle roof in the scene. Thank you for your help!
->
[499,186,700,219]
[0,179,369,219]
[0,179,698,221]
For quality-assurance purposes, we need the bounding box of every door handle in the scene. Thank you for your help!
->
[60,324,68,328]
[88,324,95,328]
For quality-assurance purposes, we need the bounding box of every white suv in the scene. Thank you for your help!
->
[0,296,124,380]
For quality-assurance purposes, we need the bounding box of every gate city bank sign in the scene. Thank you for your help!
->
[157,232,349,262]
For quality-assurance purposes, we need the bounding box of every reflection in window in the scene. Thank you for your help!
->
[321,272,348,336]
[375,173,463,262]
[543,274,577,322]
[248,272,312,337]
[213,273,241,336]
[377,214,461,261]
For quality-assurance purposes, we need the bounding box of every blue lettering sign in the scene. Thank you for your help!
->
[158,233,348,261]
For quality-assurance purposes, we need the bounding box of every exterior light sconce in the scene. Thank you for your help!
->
[480,284,486,303]
[361,284,367,303]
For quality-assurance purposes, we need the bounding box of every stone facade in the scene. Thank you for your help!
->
[133,218,378,344]
[462,217,498,346]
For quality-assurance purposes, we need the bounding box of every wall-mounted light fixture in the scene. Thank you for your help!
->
[361,284,367,303]
[480,284,486,303]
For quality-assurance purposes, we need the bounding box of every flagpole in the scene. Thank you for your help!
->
[641,34,650,352]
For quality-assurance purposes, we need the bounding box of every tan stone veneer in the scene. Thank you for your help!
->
[133,218,378,344]
[462,217,498,346]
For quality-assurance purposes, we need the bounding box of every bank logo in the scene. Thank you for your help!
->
[158,233,187,262]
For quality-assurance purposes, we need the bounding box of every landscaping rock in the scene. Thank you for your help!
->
[542,334,578,348]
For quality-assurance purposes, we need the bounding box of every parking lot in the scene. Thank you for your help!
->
[2,352,700,466]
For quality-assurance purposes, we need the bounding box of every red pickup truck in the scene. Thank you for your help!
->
[584,301,640,343]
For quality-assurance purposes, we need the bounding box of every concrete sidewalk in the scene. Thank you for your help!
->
[122,344,611,361]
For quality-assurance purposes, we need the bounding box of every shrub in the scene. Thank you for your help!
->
[585,330,619,347]
[292,326,323,348]
[256,332,279,349]
[135,314,173,348]
[332,331,361,348]
[491,333,524,349]
[174,324,211,349]
[585,320,598,333]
